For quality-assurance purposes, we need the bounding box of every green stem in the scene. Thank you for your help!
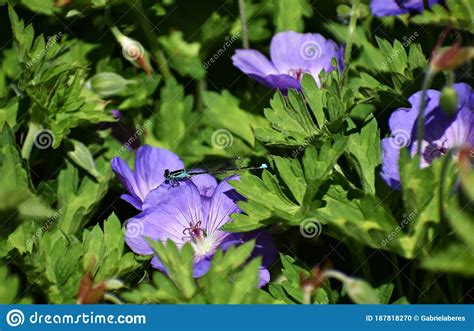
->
[416,69,434,156]
[195,78,206,112]
[238,0,249,49]
[438,149,455,240]
[390,254,404,299]
[355,245,372,282]
[130,1,172,80]
[344,0,360,65]
[407,261,417,301]
[21,122,41,159]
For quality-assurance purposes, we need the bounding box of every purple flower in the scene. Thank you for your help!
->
[381,83,474,189]
[111,145,217,210]
[232,31,344,91]
[124,177,277,287]
[370,0,442,17]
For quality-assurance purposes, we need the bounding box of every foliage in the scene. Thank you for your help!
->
[0,0,472,305]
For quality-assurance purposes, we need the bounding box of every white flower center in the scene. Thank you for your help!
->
[192,236,215,256]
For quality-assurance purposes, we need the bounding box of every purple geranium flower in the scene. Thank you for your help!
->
[124,177,277,287]
[381,83,474,189]
[111,145,217,210]
[232,31,344,91]
[370,0,442,17]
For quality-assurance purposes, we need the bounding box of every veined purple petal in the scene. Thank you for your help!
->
[204,175,241,236]
[125,182,203,255]
[232,49,278,77]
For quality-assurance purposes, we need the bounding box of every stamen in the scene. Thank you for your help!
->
[182,221,206,242]
[288,68,311,81]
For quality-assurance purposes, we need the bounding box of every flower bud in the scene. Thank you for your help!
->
[88,72,136,98]
[440,86,458,116]
[344,278,380,304]
[322,269,380,304]
[111,26,153,75]
[77,272,106,304]
[431,41,474,73]
[105,279,124,290]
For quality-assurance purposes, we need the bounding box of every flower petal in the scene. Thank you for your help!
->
[263,74,301,91]
[125,182,203,255]
[191,173,218,199]
[120,193,142,210]
[133,145,184,201]
[258,267,271,287]
[193,256,212,277]
[111,157,141,206]
[380,138,402,189]
[204,176,240,235]
[370,0,440,17]
[270,31,342,78]
[232,49,278,77]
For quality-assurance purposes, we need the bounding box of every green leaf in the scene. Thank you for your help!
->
[56,158,113,235]
[67,140,100,179]
[346,117,381,193]
[315,184,416,258]
[159,31,205,79]
[274,0,313,32]
[0,266,21,303]
[224,140,347,232]
[146,79,193,151]
[203,90,263,147]
[411,0,474,33]
[422,245,474,276]
[147,240,196,299]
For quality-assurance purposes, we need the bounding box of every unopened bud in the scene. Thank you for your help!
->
[440,86,458,116]
[88,72,136,98]
[344,278,380,304]
[431,42,474,72]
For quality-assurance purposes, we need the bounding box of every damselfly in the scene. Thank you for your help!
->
[164,163,268,186]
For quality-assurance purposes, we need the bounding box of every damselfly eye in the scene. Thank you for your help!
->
[164,169,170,177]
